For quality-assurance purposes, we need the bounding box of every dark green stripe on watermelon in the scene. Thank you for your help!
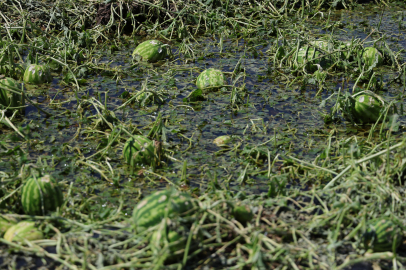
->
[132,188,194,232]
[21,175,64,216]
[363,219,402,252]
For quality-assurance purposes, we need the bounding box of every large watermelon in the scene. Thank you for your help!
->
[363,219,402,252]
[362,47,383,69]
[21,175,64,216]
[0,214,17,236]
[123,135,157,167]
[23,64,52,84]
[3,221,43,242]
[132,188,194,232]
[132,40,168,62]
[196,68,225,91]
[350,90,386,124]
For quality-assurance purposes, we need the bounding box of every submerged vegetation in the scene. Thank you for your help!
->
[2,0,406,269]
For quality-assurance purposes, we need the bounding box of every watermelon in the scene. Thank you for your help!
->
[363,219,402,252]
[292,47,323,72]
[132,40,168,63]
[150,227,186,262]
[196,68,225,91]
[213,135,232,147]
[123,135,158,167]
[21,175,64,216]
[232,205,253,225]
[0,77,22,109]
[0,214,17,236]
[362,47,383,69]
[23,64,52,84]
[350,91,386,124]
[3,221,43,243]
[132,188,194,232]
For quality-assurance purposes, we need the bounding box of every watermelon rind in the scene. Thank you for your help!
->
[363,219,402,252]
[132,40,168,63]
[21,175,64,216]
[351,90,386,124]
[132,188,194,232]
[0,214,17,236]
[196,68,225,91]
[3,221,43,243]
[23,64,52,84]
[123,135,156,167]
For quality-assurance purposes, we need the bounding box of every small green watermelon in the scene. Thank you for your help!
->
[132,40,168,62]
[362,47,383,69]
[0,77,22,109]
[123,135,157,167]
[132,188,194,232]
[363,219,402,252]
[3,221,44,242]
[23,64,52,84]
[21,175,64,216]
[196,68,225,91]
[351,91,387,124]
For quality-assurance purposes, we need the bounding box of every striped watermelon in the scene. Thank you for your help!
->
[132,40,168,62]
[362,47,383,69]
[123,135,157,167]
[0,214,17,236]
[292,47,322,72]
[132,188,194,232]
[0,77,22,109]
[21,175,64,216]
[23,64,52,84]
[3,221,43,242]
[351,91,386,123]
[363,219,402,252]
[196,68,225,90]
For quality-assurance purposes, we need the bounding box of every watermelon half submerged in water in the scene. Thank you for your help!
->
[196,68,225,91]
[132,188,194,232]
[23,64,52,84]
[132,40,168,62]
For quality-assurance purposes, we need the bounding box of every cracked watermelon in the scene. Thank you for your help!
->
[132,188,194,232]
[363,219,402,252]
[196,68,225,90]
[132,40,168,62]
[23,64,52,84]
[21,175,64,216]
[3,221,43,243]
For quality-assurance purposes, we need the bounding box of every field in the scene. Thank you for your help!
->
[1,0,406,269]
